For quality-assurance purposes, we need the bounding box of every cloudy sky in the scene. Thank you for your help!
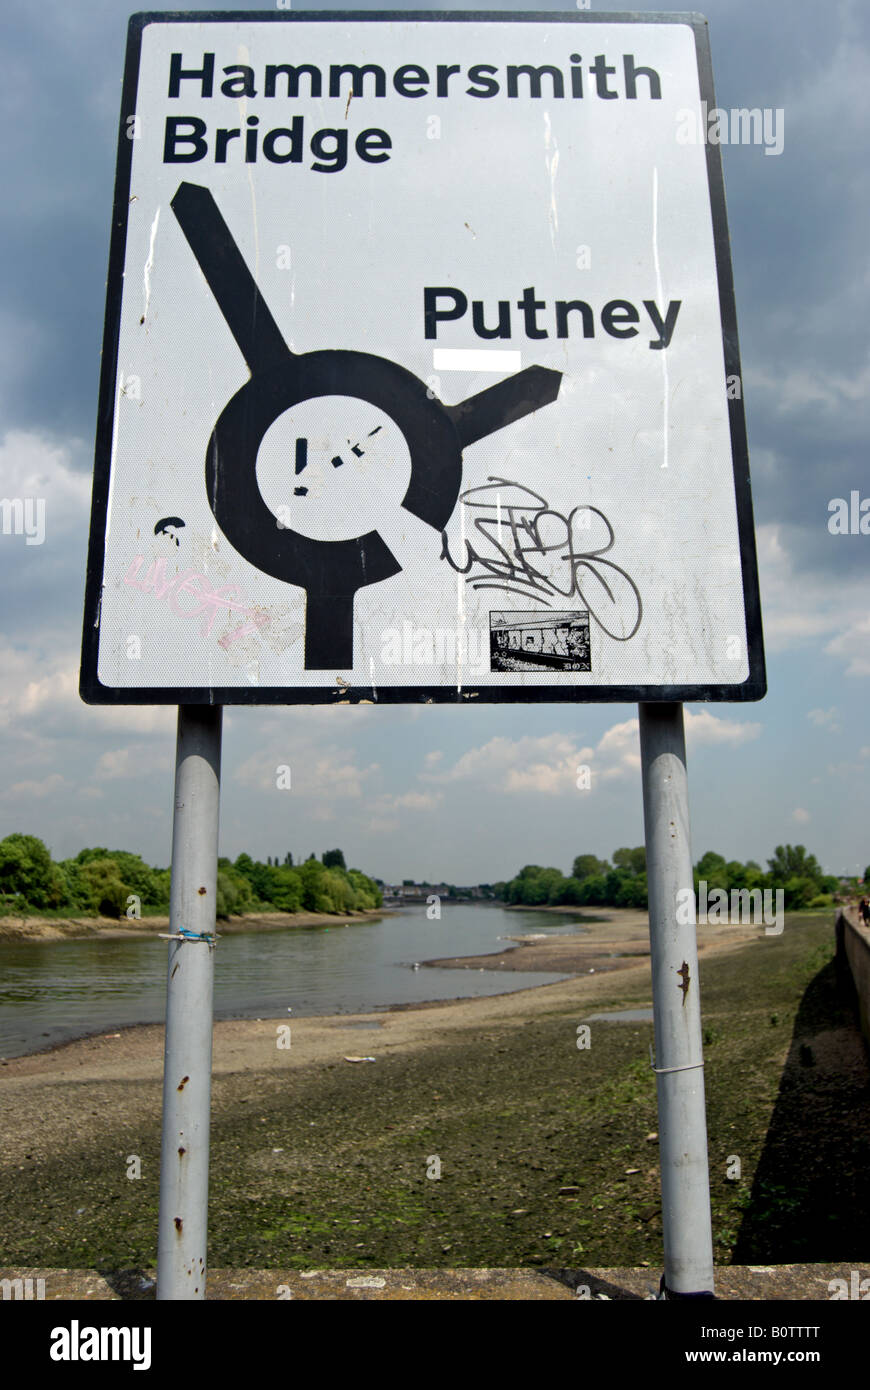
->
[1,0,868,885]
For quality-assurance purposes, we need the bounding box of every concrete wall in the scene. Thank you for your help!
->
[836,908,870,1046]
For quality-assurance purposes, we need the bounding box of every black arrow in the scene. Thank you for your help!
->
[170,181,290,376]
[447,366,563,448]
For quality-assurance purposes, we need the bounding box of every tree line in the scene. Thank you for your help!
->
[0,834,381,920]
[498,844,845,912]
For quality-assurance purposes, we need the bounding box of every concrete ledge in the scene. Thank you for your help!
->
[2,1264,866,1300]
[837,908,870,1047]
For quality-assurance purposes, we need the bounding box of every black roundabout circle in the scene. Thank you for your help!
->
[205,348,464,599]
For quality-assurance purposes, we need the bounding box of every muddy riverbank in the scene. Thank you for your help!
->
[2,911,865,1274]
[0,907,391,944]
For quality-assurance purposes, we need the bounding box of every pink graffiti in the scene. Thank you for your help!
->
[124,556,268,647]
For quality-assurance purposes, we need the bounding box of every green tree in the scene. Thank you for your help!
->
[299,857,332,912]
[782,875,818,910]
[266,865,304,913]
[613,846,646,875]
[579,874,608,906]
[559,876,585,906]
[56,859,92,911]
[75,846,110,865]
[506,866,566,906]
[0,833,56,907]
[617,872,648,908]
[604,868,629,902]
[571,853,610,882]
[726,859,764,892]
[694,851,729,894]
[216,870,241,919]
[77,857,128,918]
[767,845,823,887]
[545,872,569,905]
[215,863,254,917]
[233,853,272,903]
[322,868,356,912]
[348,869,381,909]
[105,850,167,906]
[322,848,347,870]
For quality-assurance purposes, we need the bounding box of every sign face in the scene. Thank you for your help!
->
[81,10,765,705]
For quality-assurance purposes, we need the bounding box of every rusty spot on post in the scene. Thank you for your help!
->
[174,1217,183,1233]
[178,1146,186,1157]
[198,885,207,895]
[677,960,690,1005]
[177,1075,189,1091]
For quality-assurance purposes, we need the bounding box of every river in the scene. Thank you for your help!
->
[0,904,587,1058]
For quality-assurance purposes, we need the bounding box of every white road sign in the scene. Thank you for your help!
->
[81,11,765,704]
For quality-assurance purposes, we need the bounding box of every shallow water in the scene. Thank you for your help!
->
[583,1007,654,1023]
[0,905,589,1058]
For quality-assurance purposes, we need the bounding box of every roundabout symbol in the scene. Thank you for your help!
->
[170,182,562,670]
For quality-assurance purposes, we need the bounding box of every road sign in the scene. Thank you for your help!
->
[81,10,765,705]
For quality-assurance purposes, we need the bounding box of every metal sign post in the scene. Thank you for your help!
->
[640,702,714,1298]
[156,705,222,1301]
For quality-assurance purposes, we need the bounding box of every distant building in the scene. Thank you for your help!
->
[381,881,484,903]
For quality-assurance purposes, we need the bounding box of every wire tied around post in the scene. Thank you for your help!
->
[649,1044,704,1076]
[158,927,219,947]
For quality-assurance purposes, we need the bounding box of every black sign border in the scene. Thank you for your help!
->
[80,10,766,706]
